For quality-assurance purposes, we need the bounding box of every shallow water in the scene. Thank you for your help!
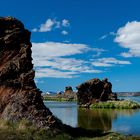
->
[44,97,140,136]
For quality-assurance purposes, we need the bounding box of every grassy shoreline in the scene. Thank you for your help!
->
[44,97,140,109]
[89,100,140,109]
[43,96,77,102]
[0,119,140,140]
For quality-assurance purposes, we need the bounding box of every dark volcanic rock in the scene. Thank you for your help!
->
[65,86,73,91]
[64,86,77,100]
[64,86,73,96]
[0,17,63,130]
[76,78,116,105]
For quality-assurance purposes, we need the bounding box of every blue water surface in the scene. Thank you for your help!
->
[44,97,140,136]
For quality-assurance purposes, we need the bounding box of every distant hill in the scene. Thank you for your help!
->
[115,92,140,97]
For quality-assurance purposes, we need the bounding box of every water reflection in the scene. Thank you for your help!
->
[44,101,140,135]
[78,108,139,132]
[78,109,114,131]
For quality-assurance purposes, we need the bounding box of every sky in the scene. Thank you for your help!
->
[1,0,140,92]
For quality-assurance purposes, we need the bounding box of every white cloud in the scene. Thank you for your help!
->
[92,48,106,57]
[32,42,102,78]
[34,57,102,73]
[61,30,68,35]
[32,18,70,33]
[32,42,90,58]
[92,57,131,67]
[35,68,77,78]
[39,19,55,32]
[32,19,55,32]
[114,21,140,57]
[32,42,129,78]
[62,19,70,27]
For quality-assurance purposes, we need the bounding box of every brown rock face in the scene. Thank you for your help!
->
[76,78,117,105]
[0,17,62,129]
[64,86,77,100]
[64,86,73,96]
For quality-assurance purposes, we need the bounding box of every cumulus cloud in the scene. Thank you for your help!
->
[35,68,77,78]
[32,42,102,78]
[61,30,68,35]
[32,18,70,33]
[92,57,131,67]
[39,19,55,32]
[32,19,55,32]
[114,21,140,57]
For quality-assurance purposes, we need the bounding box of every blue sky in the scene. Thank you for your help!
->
[1,0,140,92]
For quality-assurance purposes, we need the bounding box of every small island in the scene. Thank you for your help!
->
[43,78,140,109]
[43,86,77,101]
[77,78,140,109]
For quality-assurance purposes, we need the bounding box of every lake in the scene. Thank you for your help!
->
[44,96,140,136]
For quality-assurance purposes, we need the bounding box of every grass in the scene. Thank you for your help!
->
[43,96,77,102]
[0,119,72,140]
[89,100,140,109]
[76,132,140,140]
[0,119,140,140]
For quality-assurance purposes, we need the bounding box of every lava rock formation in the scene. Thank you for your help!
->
[76,78,117,105]
[64,86,77,100]
[0,17,62,130]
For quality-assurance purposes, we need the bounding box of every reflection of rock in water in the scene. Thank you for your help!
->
[78,109,116,132]
[78,109,139,132]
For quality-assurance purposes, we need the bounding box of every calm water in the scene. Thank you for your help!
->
[44,97,140,136]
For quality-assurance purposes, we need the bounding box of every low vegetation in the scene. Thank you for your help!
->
[43,96,77,102]
[0,119,140,140]
[89,100,140,109]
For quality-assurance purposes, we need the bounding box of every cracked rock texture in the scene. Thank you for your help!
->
[0,17,63,130]
[77,78,117,105]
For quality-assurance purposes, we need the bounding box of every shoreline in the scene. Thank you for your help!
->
[44,98,140,109]
[0,119,140,140]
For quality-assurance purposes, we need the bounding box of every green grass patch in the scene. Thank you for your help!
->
[0,119,73,140]
[89,100,140,109]
[43,97,77,102]
[0,119,140,140]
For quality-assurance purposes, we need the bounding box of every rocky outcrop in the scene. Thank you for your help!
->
[0,17,63,130]
[64,86,74,96]
[65,86,73,92]
[64,86,77,100]
[76,78,117,105]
